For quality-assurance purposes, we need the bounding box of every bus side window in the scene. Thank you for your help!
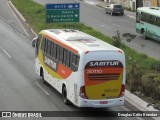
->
[141,12,146,22]
[59,47,64,63]
[156,17,160,27]
[151,16,156,25]
[53,44,57,59]
[47,40,51,55]
[146,14,150,23]
[66,50,71,68]
[63,49,67,65]
[51,42,54,58]
[70,52,73,69]
[150,15,155,25]
[56,45,61,61]
[70,53,79,71]
[76,55,80,66]
[72,54,77,65]
[141,12,144,21]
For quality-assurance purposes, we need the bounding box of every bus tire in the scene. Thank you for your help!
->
[62,86,70,105]
[40,68,47,84]
[111,12,113,16]
[142,30,147,39]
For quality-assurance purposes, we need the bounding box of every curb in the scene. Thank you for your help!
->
[8,1,26,22]
[125,90,159,111]
[125,90,160,120]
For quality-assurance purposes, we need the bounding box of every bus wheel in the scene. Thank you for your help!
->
[111,12,113,16]
[142,30,147,39]
[62,86,70,105]
[41,69,47,84]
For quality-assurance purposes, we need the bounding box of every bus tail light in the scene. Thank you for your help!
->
[119,84,125,97]
[80,86,88,99]
[85,51,89,54]
[118,50,123,53]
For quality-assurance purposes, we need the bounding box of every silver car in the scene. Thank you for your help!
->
[105,4,124,16]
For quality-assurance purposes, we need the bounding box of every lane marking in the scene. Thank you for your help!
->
[100,24,110,30]
[35,82,49,96]
[7,0,30,38]
[2,49,12,59]
[126,15,136,19]
[85,1,97,5]
[121,106,130,111]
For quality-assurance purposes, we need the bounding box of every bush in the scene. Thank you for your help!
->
[112,30,121,48]
[127,60,143,92]
[142,73,160,100]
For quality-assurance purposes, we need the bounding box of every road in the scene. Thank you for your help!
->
[0,0,156,120]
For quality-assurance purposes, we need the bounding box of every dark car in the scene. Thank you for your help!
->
[105,4,124,16]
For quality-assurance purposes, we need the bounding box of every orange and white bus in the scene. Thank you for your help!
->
[35,29,126,108]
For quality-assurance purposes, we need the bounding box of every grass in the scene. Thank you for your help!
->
[11,0,160,106]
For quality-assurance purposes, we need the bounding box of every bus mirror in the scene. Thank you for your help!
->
[32,37,37,47]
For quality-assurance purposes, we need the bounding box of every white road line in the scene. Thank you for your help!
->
[35,82,49,96]
[126,15,136,19]
[85,1,97,5]
[2,49,12,59]
[7,0,30,38]
[100,24,110,30]
[121,106,130,111]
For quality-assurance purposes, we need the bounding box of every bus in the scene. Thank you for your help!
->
[136,7,160,41]
[35,29,126,108]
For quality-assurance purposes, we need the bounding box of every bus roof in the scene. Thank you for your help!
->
[42,29,121,53]
[137,7,160,17]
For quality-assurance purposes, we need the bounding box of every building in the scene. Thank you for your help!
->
[103,0,159,11]
[143,0,158,6]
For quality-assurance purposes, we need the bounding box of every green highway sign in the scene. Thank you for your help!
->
[46,3,80,23]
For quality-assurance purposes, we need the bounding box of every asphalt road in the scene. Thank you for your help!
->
[0,0,156,120]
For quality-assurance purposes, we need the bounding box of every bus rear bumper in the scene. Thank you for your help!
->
[77,97,124,108]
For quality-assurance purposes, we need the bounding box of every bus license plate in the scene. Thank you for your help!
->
[100,101,108,104]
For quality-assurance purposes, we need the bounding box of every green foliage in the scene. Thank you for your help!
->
[142,73,160,100]
[122,33,136,42]
[126,60,144,92]
[112,30,121,48]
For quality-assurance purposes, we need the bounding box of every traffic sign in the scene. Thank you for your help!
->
[46,3,80,23]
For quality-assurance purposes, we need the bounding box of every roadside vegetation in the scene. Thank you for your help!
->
[11,0,160,109]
